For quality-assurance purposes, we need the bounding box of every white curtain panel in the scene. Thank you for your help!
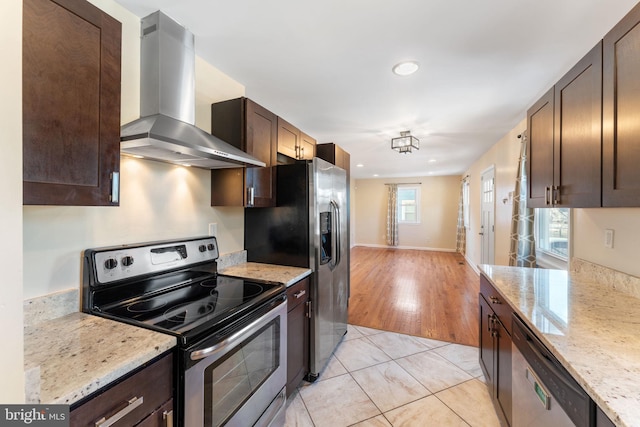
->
[386,184,399,246]
[456,178,467,255]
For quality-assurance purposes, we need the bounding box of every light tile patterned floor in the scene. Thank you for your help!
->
[284,325,500,427]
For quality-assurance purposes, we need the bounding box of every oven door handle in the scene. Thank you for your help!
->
[190,296,284,361]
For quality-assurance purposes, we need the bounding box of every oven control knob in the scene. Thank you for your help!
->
[199,244,207,253]
[104,258,118,270]
[121,256,134,267]
[207,244,215,251]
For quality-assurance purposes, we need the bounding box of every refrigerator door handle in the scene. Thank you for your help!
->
[330,200,341,268]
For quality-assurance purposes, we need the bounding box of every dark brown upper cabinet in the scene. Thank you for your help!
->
[299,131,316,160]
[527,88,555,208]
[277,117,301,160]
[603,2,640,207]
[210,97,277,207]
[528,43,602,208]
[23,0,121,206]
[277,118,317,161]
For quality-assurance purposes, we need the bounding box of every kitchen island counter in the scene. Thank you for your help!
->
[24,312,176,405]
[480,264,640,427]
[219,262,312,287]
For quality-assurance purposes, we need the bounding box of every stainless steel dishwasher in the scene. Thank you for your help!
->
[511,314,592,427]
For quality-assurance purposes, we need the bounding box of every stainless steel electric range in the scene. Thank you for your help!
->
[82,236,287,427]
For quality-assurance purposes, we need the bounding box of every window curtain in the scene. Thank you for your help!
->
[386,184,399,246]
[509,131,537,267]
[456,178,467,255]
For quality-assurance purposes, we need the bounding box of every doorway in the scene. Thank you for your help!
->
[480,167,495,264]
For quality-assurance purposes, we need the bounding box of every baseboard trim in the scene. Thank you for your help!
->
[464,254,481,275]
[354,243,456,253]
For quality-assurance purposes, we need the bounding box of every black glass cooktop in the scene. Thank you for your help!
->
[100,275,284,341]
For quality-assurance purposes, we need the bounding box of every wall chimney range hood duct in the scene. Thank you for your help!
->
[120,11,265,169]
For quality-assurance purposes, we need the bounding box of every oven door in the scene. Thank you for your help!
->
[184,294,287,427]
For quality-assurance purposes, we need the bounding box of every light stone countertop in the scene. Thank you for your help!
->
[24,312,176,405]
[479,265,640,427]
[219,262,312,287]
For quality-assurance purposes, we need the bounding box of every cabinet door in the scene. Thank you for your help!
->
[527,88,555,208]
[23,0,121,206]
[246,100,278,206]
[210,98,277,207]
[554,42,602,207]
[300,132,316,160]
[478,295,495,388]
[603,2,640,206]
[495,320,512,426]
[277,118,301,159]
[286,279,310,396]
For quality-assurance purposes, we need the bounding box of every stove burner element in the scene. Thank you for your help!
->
[127,299,167,313]
[216,282,264,300]
[163,293,219,323]
[200,279,217,288]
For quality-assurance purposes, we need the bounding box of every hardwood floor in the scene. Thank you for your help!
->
[348,246,480,347]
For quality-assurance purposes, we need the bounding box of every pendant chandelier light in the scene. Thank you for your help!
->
[391,131,419,154]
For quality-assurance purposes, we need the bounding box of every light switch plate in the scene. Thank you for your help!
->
[604,229,614,249]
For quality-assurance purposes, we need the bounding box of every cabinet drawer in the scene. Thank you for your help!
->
[71,353,173,427]
[480,275,512,335]
[286,277,310,310]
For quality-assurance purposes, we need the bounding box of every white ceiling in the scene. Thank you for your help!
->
[113,0,638,179]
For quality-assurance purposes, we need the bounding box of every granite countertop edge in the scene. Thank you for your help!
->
[218,262,312,287]
[24,312,176,406]
[479,264,640,427]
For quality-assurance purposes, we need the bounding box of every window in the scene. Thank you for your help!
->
[535,207,570,268]
[397,186,420,224]
[462,179,470,228]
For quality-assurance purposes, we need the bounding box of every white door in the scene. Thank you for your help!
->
[481,167,495,264]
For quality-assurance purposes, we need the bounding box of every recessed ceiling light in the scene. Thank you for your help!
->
[428,159,437,163]
[392,61,419,76]
[181,163,192,167]
[356,163,364,168]
[373,174,379,177]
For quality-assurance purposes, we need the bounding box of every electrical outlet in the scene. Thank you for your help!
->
[209,223,218,237]
[604,229,614,249]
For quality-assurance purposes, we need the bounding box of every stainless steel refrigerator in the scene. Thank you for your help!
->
[244,157,349,381]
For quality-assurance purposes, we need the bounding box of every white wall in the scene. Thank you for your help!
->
[22,0,246,299]
[463,119,525,267]
[354,175,460,250]
[573,208,640,277]
[1,0,24,403]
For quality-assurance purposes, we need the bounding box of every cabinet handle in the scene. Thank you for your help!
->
[301,146,305,159]
[294,290,306,299]
[247,187,255,207]
[110,172,120,203]
[490,296,501,304]
[306,300,312,318]
[487,314,493,332]
[163,410,174,427]
[95,396,143,427]
[295,145,300,159]
[553,185,560,205]
[545,186,551,205]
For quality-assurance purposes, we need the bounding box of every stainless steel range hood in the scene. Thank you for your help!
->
[121,11,265,169]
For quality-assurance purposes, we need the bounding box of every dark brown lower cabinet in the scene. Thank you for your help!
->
[286,277,310,396]
[479,274,512,426]
[70,353,174,427]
